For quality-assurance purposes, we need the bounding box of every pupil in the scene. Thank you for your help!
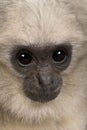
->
[18,51,32,65]
[53,49,66,62]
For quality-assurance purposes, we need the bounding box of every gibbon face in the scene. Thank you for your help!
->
[10,43,72,103]
[0,0,87,124]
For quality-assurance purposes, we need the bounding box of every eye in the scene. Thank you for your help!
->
[16,50,32,66]
[52,47,68,63]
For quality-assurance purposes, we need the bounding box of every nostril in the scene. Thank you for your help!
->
[38,75,43,86]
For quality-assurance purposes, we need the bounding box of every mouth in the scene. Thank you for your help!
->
[24,88,61,103]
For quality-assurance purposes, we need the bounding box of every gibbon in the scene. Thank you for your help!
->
[0,0,87,130]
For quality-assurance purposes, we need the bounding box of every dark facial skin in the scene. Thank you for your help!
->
[10,44,72,103]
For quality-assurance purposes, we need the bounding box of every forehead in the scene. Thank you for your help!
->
[0,0,85,47]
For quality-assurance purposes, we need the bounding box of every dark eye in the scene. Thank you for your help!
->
[17,50,32,66]
[52,48,68,63]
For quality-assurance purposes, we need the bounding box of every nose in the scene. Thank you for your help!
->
[37,66,60,91]
[38,69,52,85]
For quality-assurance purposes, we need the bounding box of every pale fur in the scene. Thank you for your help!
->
[0,0,87,130]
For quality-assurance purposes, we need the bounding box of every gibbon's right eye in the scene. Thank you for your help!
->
[16,50,33,66]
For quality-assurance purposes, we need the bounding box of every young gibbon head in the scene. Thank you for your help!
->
[0,0,87,124]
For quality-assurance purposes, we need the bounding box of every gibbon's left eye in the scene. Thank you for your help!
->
[52,47,69,64]
[16,50,33,66]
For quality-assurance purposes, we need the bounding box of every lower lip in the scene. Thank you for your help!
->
[25,89,61,103]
